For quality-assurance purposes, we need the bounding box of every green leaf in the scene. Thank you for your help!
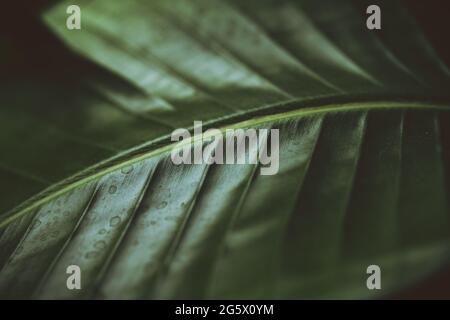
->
[1,0,450,299]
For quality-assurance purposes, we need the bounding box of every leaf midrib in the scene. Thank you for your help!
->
[1,99,449,229]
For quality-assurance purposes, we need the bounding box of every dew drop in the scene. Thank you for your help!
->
[121,165,134,175]
[157,201,168,209]
[110,216,121,227]
[98,228,107,235]
[94,240,107,250]
[108,185,118,194]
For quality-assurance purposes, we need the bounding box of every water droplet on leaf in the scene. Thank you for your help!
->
[121,165,134,174]
[94,240,106,250]
[108,185,117,194]
[110,216,121,227]
[157,201,168,209]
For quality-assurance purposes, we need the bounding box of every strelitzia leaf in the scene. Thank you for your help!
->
[0,0,449,299]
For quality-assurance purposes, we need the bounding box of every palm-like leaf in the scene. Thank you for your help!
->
[0,0,449,299]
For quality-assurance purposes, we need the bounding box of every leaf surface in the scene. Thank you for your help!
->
[1,0,450,299]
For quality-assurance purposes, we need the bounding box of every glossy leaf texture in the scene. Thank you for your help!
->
[0,0,450,299]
